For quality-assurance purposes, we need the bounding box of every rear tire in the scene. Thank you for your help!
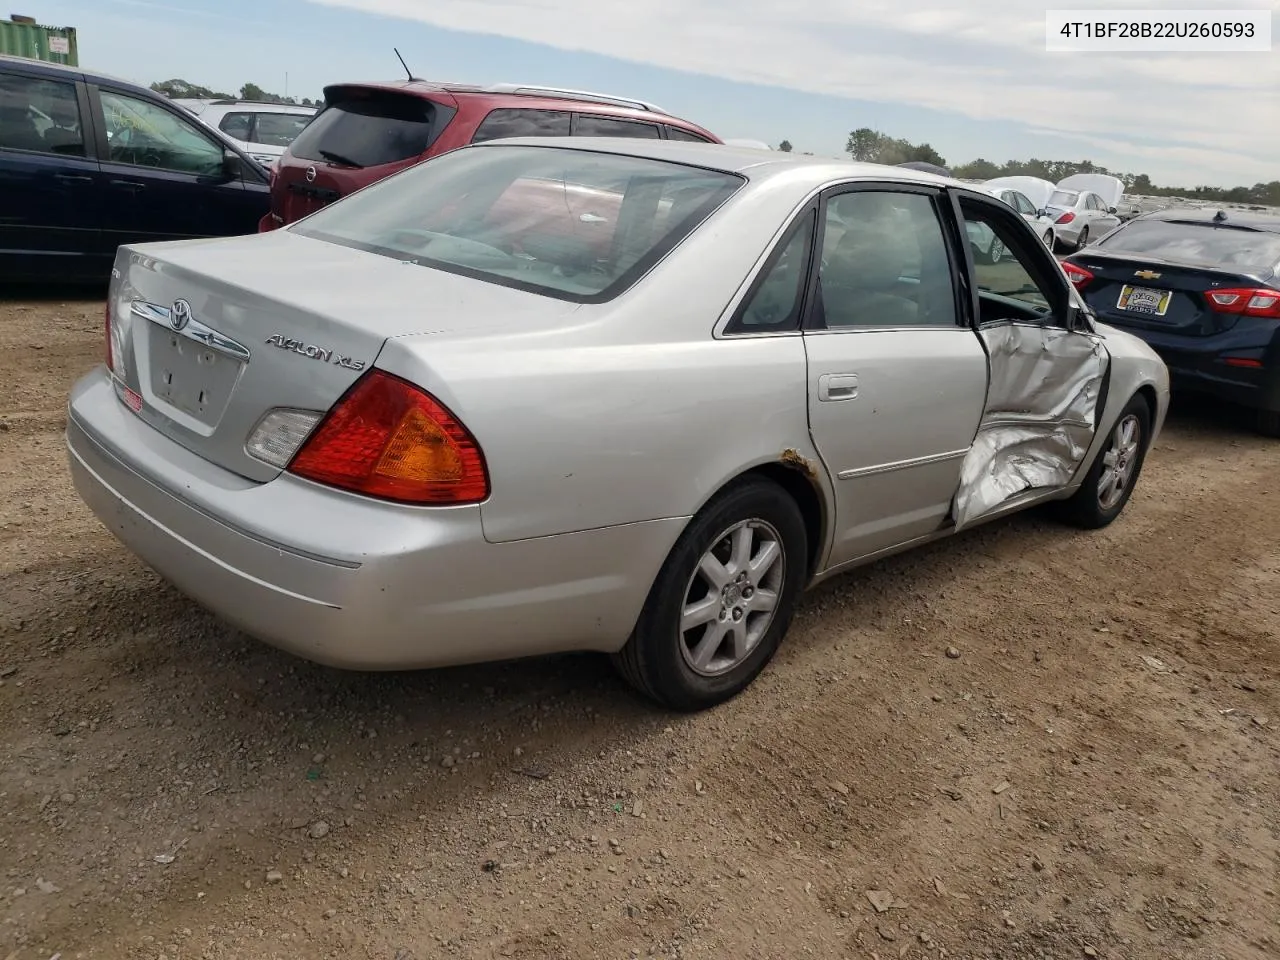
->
[612,478,808,711]
[1257,408,1280,438]
[1051,394,1151,529]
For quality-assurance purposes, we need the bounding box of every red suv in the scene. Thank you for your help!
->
[259,81,721,231]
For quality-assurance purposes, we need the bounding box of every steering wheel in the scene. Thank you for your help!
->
[385,228,516,264]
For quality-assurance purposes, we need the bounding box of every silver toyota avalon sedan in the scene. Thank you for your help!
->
[66,138,1170,710]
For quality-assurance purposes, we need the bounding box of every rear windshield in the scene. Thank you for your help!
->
[289,90,453,168]
[1096,219,1280,275]
[292,144,744,302]
[255,112,313,147]
[1048,190,1078,207]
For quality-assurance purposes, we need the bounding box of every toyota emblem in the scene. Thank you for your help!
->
[170,299,192,331]
[305,165,317,183]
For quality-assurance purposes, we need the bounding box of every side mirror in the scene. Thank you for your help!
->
[1108,205,1117,214]
[1036,208,1046,218]
[221,149,242,180]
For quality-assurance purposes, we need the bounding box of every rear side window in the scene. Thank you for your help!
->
[255,112,312,147]
[0,73,86,157]
[218,112,252,140]
[667,126,712,143]
[1097,220,1280,276]
[290,90,453,168]
[293,144,743,303]
[471,108,571,143]
[575,114,661,138]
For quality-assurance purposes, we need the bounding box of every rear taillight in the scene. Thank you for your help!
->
[287,370,489,505]
[1062,261,1094,291]
[1056,211,1076,225]
[1204,287,1280,319]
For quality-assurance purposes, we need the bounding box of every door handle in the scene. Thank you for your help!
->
[817,373,859,401]
[110,179,145,190]
[54,172,93,183]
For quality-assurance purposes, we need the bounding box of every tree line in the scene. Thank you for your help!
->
[773,127,1279,206]
[149,78,319,107]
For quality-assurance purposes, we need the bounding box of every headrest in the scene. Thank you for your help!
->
[829,227,909,291]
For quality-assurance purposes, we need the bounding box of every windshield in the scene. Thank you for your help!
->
[1048,190,1078,208]
[292,144,744,302]
[1097,219,1280,276]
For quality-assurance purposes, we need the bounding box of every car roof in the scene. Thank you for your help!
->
[468,136,966,187]
[321,79,717,136]
[0,53,145,92]
[1137,207,1280,232]
[194,100,317,113]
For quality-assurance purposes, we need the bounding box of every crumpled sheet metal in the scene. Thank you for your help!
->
[953,323,1106,529]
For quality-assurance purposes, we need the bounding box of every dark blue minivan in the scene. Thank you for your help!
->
[0,54,270,282]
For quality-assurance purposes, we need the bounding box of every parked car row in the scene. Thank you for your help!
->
[0,55,721,280]
[978,172,1128,253]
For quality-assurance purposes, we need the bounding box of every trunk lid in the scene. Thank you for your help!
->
[1071,251,1264,338]
[108,230,579,482]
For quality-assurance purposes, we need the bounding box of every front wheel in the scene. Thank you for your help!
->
[612,478,808,711]
[1075,225,1090,250]
[1043,229,1055,249]
[982,236,1006,264]
[1051,394,1151,529]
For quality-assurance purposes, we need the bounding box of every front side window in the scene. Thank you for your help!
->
[290,91,447,167]
[961,199,1058,320]
[575,114,662,139]
[0,73,85,156]
[814,190,957,328]
[99,90,223,175]
[253,112,312,147]
[292,144,743,302]
[471,108,571,143]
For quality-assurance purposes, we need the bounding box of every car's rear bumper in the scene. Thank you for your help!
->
[66,368,683,670]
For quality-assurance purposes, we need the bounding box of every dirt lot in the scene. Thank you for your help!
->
[1,294,1277,960]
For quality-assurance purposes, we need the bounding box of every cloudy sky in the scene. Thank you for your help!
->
[25,0,1280,186]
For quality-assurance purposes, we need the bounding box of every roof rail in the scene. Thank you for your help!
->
[485,83,668,114]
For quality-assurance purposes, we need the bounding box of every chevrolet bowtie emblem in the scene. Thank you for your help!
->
[1134,269,1161,280]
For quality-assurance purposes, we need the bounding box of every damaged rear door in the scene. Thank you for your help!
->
[950,189,1110,529]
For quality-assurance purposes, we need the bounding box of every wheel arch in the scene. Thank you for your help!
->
[694,455,831,582]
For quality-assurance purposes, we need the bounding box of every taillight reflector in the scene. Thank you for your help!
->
[1062,261,1094,291]
[1205,287,1280,318]
[1223,356,1263,368]
[1056,211,1076,225]
[287,370,489,505]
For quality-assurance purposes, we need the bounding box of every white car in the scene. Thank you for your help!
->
[1043,186,1122,252]
[67,138,1170,710]
[968,186,1055,257]
[171,99,316,167]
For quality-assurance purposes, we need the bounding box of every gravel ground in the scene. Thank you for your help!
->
[1,293,1277,960]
